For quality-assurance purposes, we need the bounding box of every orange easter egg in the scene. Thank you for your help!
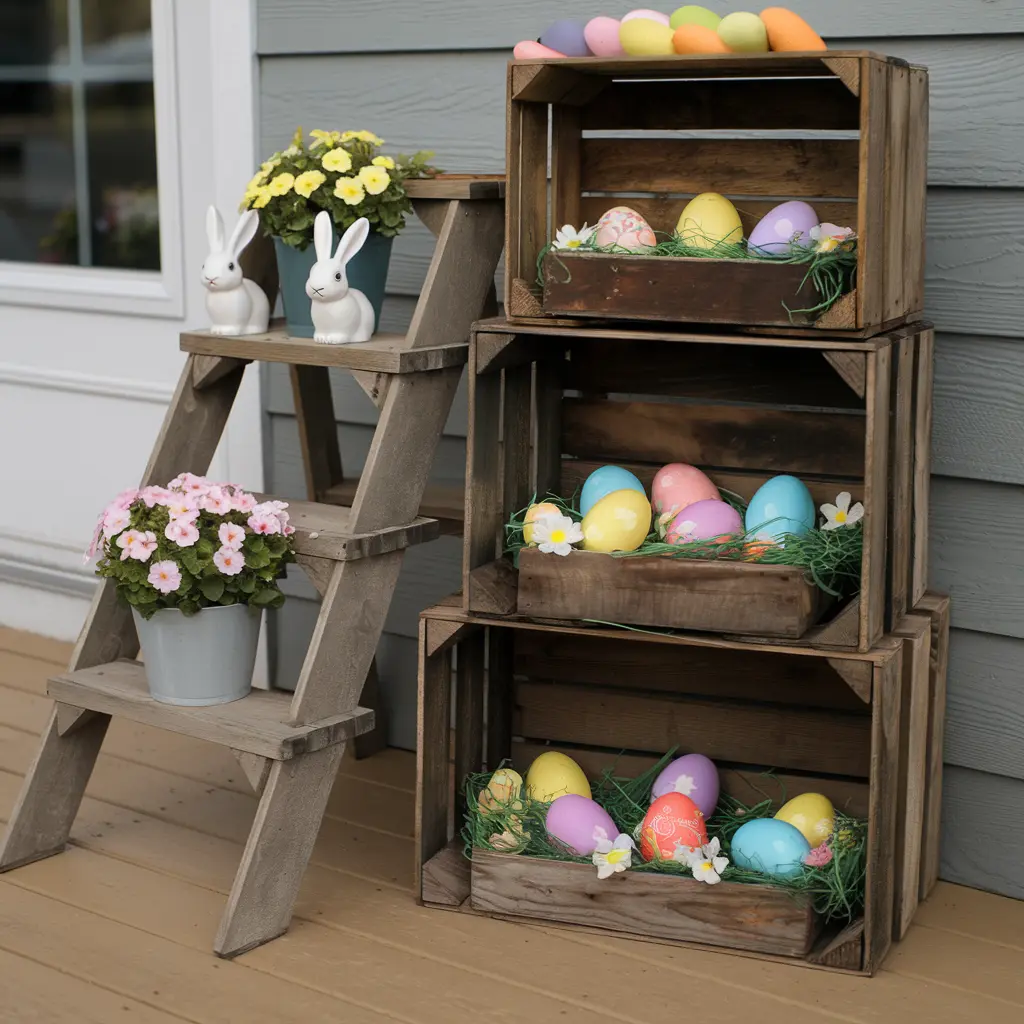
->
[759,8,826,51]
[673,24,730,53]
[513,40,566,58]
[640,792,708,862]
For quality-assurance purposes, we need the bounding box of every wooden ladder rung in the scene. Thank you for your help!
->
[322,480,465,533]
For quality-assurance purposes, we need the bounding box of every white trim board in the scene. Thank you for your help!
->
[0,363,174,405]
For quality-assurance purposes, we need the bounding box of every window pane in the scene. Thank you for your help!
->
[0,82,77,264]
[86,80,159,269]
[0,2,68,66]
[80,0,151,65]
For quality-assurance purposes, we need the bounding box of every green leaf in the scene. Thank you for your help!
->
[246,535,266,553]
[250,586,280,607]
[237,575,257,595]
[199,576,225,602]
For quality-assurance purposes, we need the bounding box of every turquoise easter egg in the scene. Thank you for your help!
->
[731,818,811,879]
[579,466,646,518]
[744,475,815,544]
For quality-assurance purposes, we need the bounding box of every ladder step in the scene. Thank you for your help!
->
[48,661,374,760]
[323,480,465,535]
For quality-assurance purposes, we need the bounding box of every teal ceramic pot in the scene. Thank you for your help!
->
[273,230,393,338]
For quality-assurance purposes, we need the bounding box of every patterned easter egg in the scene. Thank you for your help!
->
[584,16,625,56]
[594,206,657,250]
[748,201,819,255]
[651,754,720,817]
[477,768,524,812]
[652,463,720,520]
[666,499,743,544]
[640,792,708,862]
[526,751,591,802]
[546,795,618,856]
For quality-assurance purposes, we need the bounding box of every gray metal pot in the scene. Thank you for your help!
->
[132,604,261,706]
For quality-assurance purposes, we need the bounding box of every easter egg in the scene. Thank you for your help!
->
[748,200,819,255]
[666,499,743,544]
[651,754,720,817]
[744,475,816,544]
[477,768,524,812]
[669,5,721,30]
[675,193,743,250]
[523,501,561,544]
[540,20,591,57]
[651,463,720,519]
[513,40,566,58]
[545,794,618,856]
[640,792,708,861]
[584,16,625,56]
[622,9,671,26]
[526,751,591,802]
[717,11,769,52]
[580,465,646,518]
[673,24,730,53]
[760,7,826,52]
[581,489,653,553]
[619,18,676,56]
[775,793,835,849]
[731,818,810,878]
[594,206,657,250]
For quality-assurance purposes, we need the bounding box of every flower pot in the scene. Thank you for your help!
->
[132,604,261,706]
[273,231,393,338]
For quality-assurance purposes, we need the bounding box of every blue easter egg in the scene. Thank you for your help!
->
[579,466,647,517]
[540,20,591,56]
[744,475,815,544]
[731,818,811,879]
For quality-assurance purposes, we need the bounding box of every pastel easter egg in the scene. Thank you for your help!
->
[477,767,524,812]
[651,463,720,519]
[669,5,721,30]
[619,18,676,56]
[526,751,591,802]
[760,7,827,51]
[748,200,819,255]
[581,489,653,553]
[545,794,618,856]
[594,205,657,251]
[744,475,815,544]
[651,754,720,817]
[731,818,811,878]
[580,465,646,518]
[675,192,743,250]
[584,16,625,56]
[523,501,561,544]
[540,20,591,56]
[666,499,743,544]
[513,40,566,58]
[774,792,835,849]
[673,24,730,53]
[640,792,708,862]
[622,9,672,26]
[717,11,769,52]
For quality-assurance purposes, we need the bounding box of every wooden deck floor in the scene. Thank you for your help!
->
[1,627,1023,1023]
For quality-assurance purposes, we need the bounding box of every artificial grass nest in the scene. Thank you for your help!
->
[463,752,868,923]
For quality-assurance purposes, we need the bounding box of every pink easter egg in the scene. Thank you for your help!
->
[651,463,720,519]
[545,794,618,856]
[594,205,656,251]
[666,499,743,544]
[513,40,566,58]
[622,9,671,26]
[748,200,819,255]
[584,16,625,56]
[651,753,720,818]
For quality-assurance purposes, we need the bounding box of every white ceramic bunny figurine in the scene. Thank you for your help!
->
[305,210,375,344]
[202,206,270,336]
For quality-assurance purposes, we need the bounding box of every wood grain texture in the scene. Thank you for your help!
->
[454,629,485,820]
[911,329,935,604]
[884,65,911,323]
[888,332,916,625]
[860,345,890,651]
[856,56,888,331]
[420,840,471,907]
[290,364,342,502]
[486,628,515,768]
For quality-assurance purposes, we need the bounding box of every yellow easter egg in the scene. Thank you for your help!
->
[717,11,769,52]
[581,488,653,553]
[675,192,744,250]
[619,18,676,55]
[523,502,561,545]
[525,751,591,802]
[477,768,524,812]
[774,792,835,848]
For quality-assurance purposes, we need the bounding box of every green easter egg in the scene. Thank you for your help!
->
[717,11,769,52]
[669,5,722,31]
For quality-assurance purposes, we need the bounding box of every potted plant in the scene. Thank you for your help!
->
[86,474,296,706]
[242,127,439,337]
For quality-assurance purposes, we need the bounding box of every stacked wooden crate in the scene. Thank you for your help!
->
[416,52,947,976]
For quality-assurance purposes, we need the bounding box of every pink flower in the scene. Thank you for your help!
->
[116,530,142,561]
[201,486,234,515]
[232,491,257,513]
[213,546,245,576]
[218,522,245,549]
[803,842,834,868]
[169,472,210,496]
[165,519,200,547]
[140,486,172,508]
[247,512,281,536]
[283,524,296,536]
[130,530,158,561]
[112,488,139,510]
[102,507,131,539]
[165,496,199,521]
[148,560,182,595]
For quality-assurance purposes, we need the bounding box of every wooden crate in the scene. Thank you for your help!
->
[416,603,904,975]
[506,53,928,338]
[464,320,931,652]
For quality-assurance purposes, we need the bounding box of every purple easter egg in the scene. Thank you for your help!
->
[748,201,819,255]
[545,794,618,855]
[666,499,742,544]
[652,754,720,817]
[540,20,592,57]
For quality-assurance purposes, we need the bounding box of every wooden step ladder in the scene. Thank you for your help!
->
[0,177,504,957]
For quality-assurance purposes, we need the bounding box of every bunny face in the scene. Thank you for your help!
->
[202,206,259,291]
[202,250,244,291]
[306,258,348,302]
[305,211,371,303]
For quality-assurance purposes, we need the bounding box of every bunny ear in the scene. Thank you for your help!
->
[334,217,370,267]
[227,210,259,258]
[313,210,335,261]
[206,206,225,252]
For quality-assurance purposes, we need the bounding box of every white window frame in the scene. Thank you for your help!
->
[0,1,184,318]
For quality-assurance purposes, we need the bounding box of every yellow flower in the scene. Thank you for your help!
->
[340,131,359,142]
[310,129,341,148]
[294,170,326,198]
[282,144,301,157]
[260,157,280,174]
[252,187,273,209]
[246,171,267,192]
[358,165,390,195]
[371,155,395,170]
[333,177,365,206]
[355,130,384,145]
[267,172,295,196]
[321,148,352,173]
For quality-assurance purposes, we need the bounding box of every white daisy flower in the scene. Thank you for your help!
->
[530,513,584,556]
[593,833,635,880]
[820,492,865,531]
[674,836,729,885]
[553,223,596,251]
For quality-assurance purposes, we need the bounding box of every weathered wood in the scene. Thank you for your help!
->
[54,703,97,736]
[801,597,862,651]
[822,56,862,96]
[825,658,873,703]
[911,329,935,604]
[192,354,249,390]
[550,105,581,235]
[421,840,471,907]
[232,750,271,794]
[324,478,464,533]
[352,659,389,760]
[904,68,930,317]
[425,618,477,658]
[502,362,533,524]
[293,553,334,595]
[888,332,916,625]
[405,175,504,200]
[465,561,517,616]
[532,356,563,499]
[808,919,865,970]
[822,352,867,400]
[486,628,514,769]
[860,345,891,651]
[884,65,911,323]
[454,630,486,820]
[290,364,342,502]
[856,56,889,334]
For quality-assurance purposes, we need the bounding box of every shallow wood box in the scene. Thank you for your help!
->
[463,320,933,652]
[415,604,904,974]
[505,52,927,338]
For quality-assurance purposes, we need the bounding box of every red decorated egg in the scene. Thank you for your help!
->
[651,463,720,520]
[640,792,708,862]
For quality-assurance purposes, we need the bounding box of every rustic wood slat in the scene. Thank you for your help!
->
[550,105,581,234]
[860,344,891,650]
[911,329,935,605]
[486,627,515,769]
[232,750,272,795]
[420,839,471,907]
[904,68,930,317]
[856,57,890,331]
[884,65,911,323]
[290,365,343,502]
[454,630,486,821]
[404,175,505,200]
[888,332,916,625]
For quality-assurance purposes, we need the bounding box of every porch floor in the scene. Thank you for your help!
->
[1,627,1022,1023]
